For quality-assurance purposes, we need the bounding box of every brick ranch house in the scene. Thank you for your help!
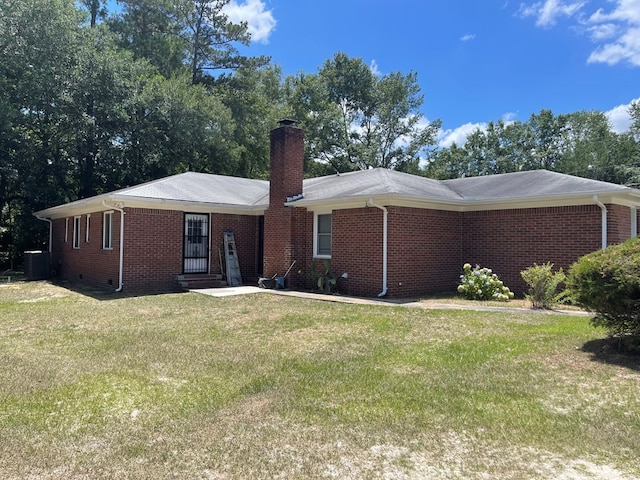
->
[34,121,640,297]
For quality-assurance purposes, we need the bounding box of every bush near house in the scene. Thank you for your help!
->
[457,263,514,302]
[520,262,566,309]
[567,237,640,349]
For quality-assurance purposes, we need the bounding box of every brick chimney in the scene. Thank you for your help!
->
[263,120,305,279]
[269,119,304,206]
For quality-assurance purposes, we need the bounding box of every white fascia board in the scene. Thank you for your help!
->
[108,195,266,215]
[286,191,640,213]
[34,197,108,219]
[35,194,266,219]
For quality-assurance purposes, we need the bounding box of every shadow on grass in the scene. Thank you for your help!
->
[581,338,640,372]
[50,280,186,302]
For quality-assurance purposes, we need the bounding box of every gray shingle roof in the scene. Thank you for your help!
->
[442,169,631,201]
[114,171,269,206]
[35,168,640,219]
[300,168,465,203]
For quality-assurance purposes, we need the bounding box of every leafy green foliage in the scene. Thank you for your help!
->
[457,263,514,302]
[567,238,640,342]
[285,52,441,173]
[425,109,638,186]
[520,262,567,309]
[310,260,337,294]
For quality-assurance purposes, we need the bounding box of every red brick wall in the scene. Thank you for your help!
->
[295,206,461,298]
[387,207,462,297]
[49,200,639,297]
[608,204,632,245]
[330,207,384,297]
[269,124,304,201]
[295,203,637,298]
[461,205,603,295]
[51,208,263,293]
[263,123,305,279]
[210,213,262,281]
[122,208,183,292]
[50,211,121,289]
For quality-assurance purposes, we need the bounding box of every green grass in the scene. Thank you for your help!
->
[1,281,639,479]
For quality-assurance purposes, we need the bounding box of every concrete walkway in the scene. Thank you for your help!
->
[191,286,589,316]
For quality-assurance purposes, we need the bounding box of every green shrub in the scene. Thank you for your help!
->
[520,262,566,309]
[310,260,337,294]
[457,263,514,302]
[567,238,640,341]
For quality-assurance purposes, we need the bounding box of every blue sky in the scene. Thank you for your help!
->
[224,0,640,146]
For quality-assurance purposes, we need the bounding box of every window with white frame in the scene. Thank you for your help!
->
[72,216,81,249]
[86,214,91,243]
[314,213,332,258]
[103,211,113,249]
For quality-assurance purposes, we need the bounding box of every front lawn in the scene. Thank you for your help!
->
[1,282,639,479]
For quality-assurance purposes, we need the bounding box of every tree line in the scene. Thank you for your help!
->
[426,108,640,184]
[1,0,639,268]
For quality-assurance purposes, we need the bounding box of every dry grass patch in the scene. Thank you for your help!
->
[1,282,639,479]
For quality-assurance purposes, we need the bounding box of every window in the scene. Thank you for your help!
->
[65,218,69,243]
[85,214,91,243]
[72,216,81,249]
[187,217,204,244]
[314,213,332,258]
[103,212,113,249]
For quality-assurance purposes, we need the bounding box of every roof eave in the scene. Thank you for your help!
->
[285,189,640,212]
[34,194,267,219]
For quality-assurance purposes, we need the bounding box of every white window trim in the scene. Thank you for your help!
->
[313,211,332,259]
[86,214,91,243]
[72,216,81,249]
[103,211,113,250]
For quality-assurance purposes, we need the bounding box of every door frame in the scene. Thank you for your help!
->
[183,213,210,274]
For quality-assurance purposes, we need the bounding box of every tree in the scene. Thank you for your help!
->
[0,0,84,266]
[425,108,639,185]
[176,0,269,84]
[113,72,239,189]
[108,0,187,78]
[216,65,286,178]
[78,0,108,27]
[616,101,640,187]
[567,237,640,349]
[285,52,441,173]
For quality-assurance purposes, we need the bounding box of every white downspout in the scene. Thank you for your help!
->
[103,200,125,292]
[593,195,607,250]
[631,207,637,238]
[367,198,388,297]
[35,215,52,253]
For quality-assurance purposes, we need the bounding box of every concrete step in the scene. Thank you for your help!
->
[176,274,227,290]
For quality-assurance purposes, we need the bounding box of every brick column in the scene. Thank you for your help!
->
[263,120,304,278]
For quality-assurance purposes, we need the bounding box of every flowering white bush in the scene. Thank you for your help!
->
[457,263,514,302]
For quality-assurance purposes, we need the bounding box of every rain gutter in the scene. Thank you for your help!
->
[367,198,388,297]
[34,215,52,253]
[103,200,125,292]
[593,195,607,249]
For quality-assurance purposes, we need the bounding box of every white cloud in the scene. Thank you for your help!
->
[369,60,382,77]
[436,112,518,148]
[586,23,619,41]
[437,122,487,148]
[501,111,519,123]
[605,97,640,133]
[460,33,476,41]
[586,0,640,66]
[521,0,640,66]
[223,0,276,44]
[519,0,585,27]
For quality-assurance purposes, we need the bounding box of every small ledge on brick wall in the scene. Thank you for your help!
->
[286,194,304,203]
